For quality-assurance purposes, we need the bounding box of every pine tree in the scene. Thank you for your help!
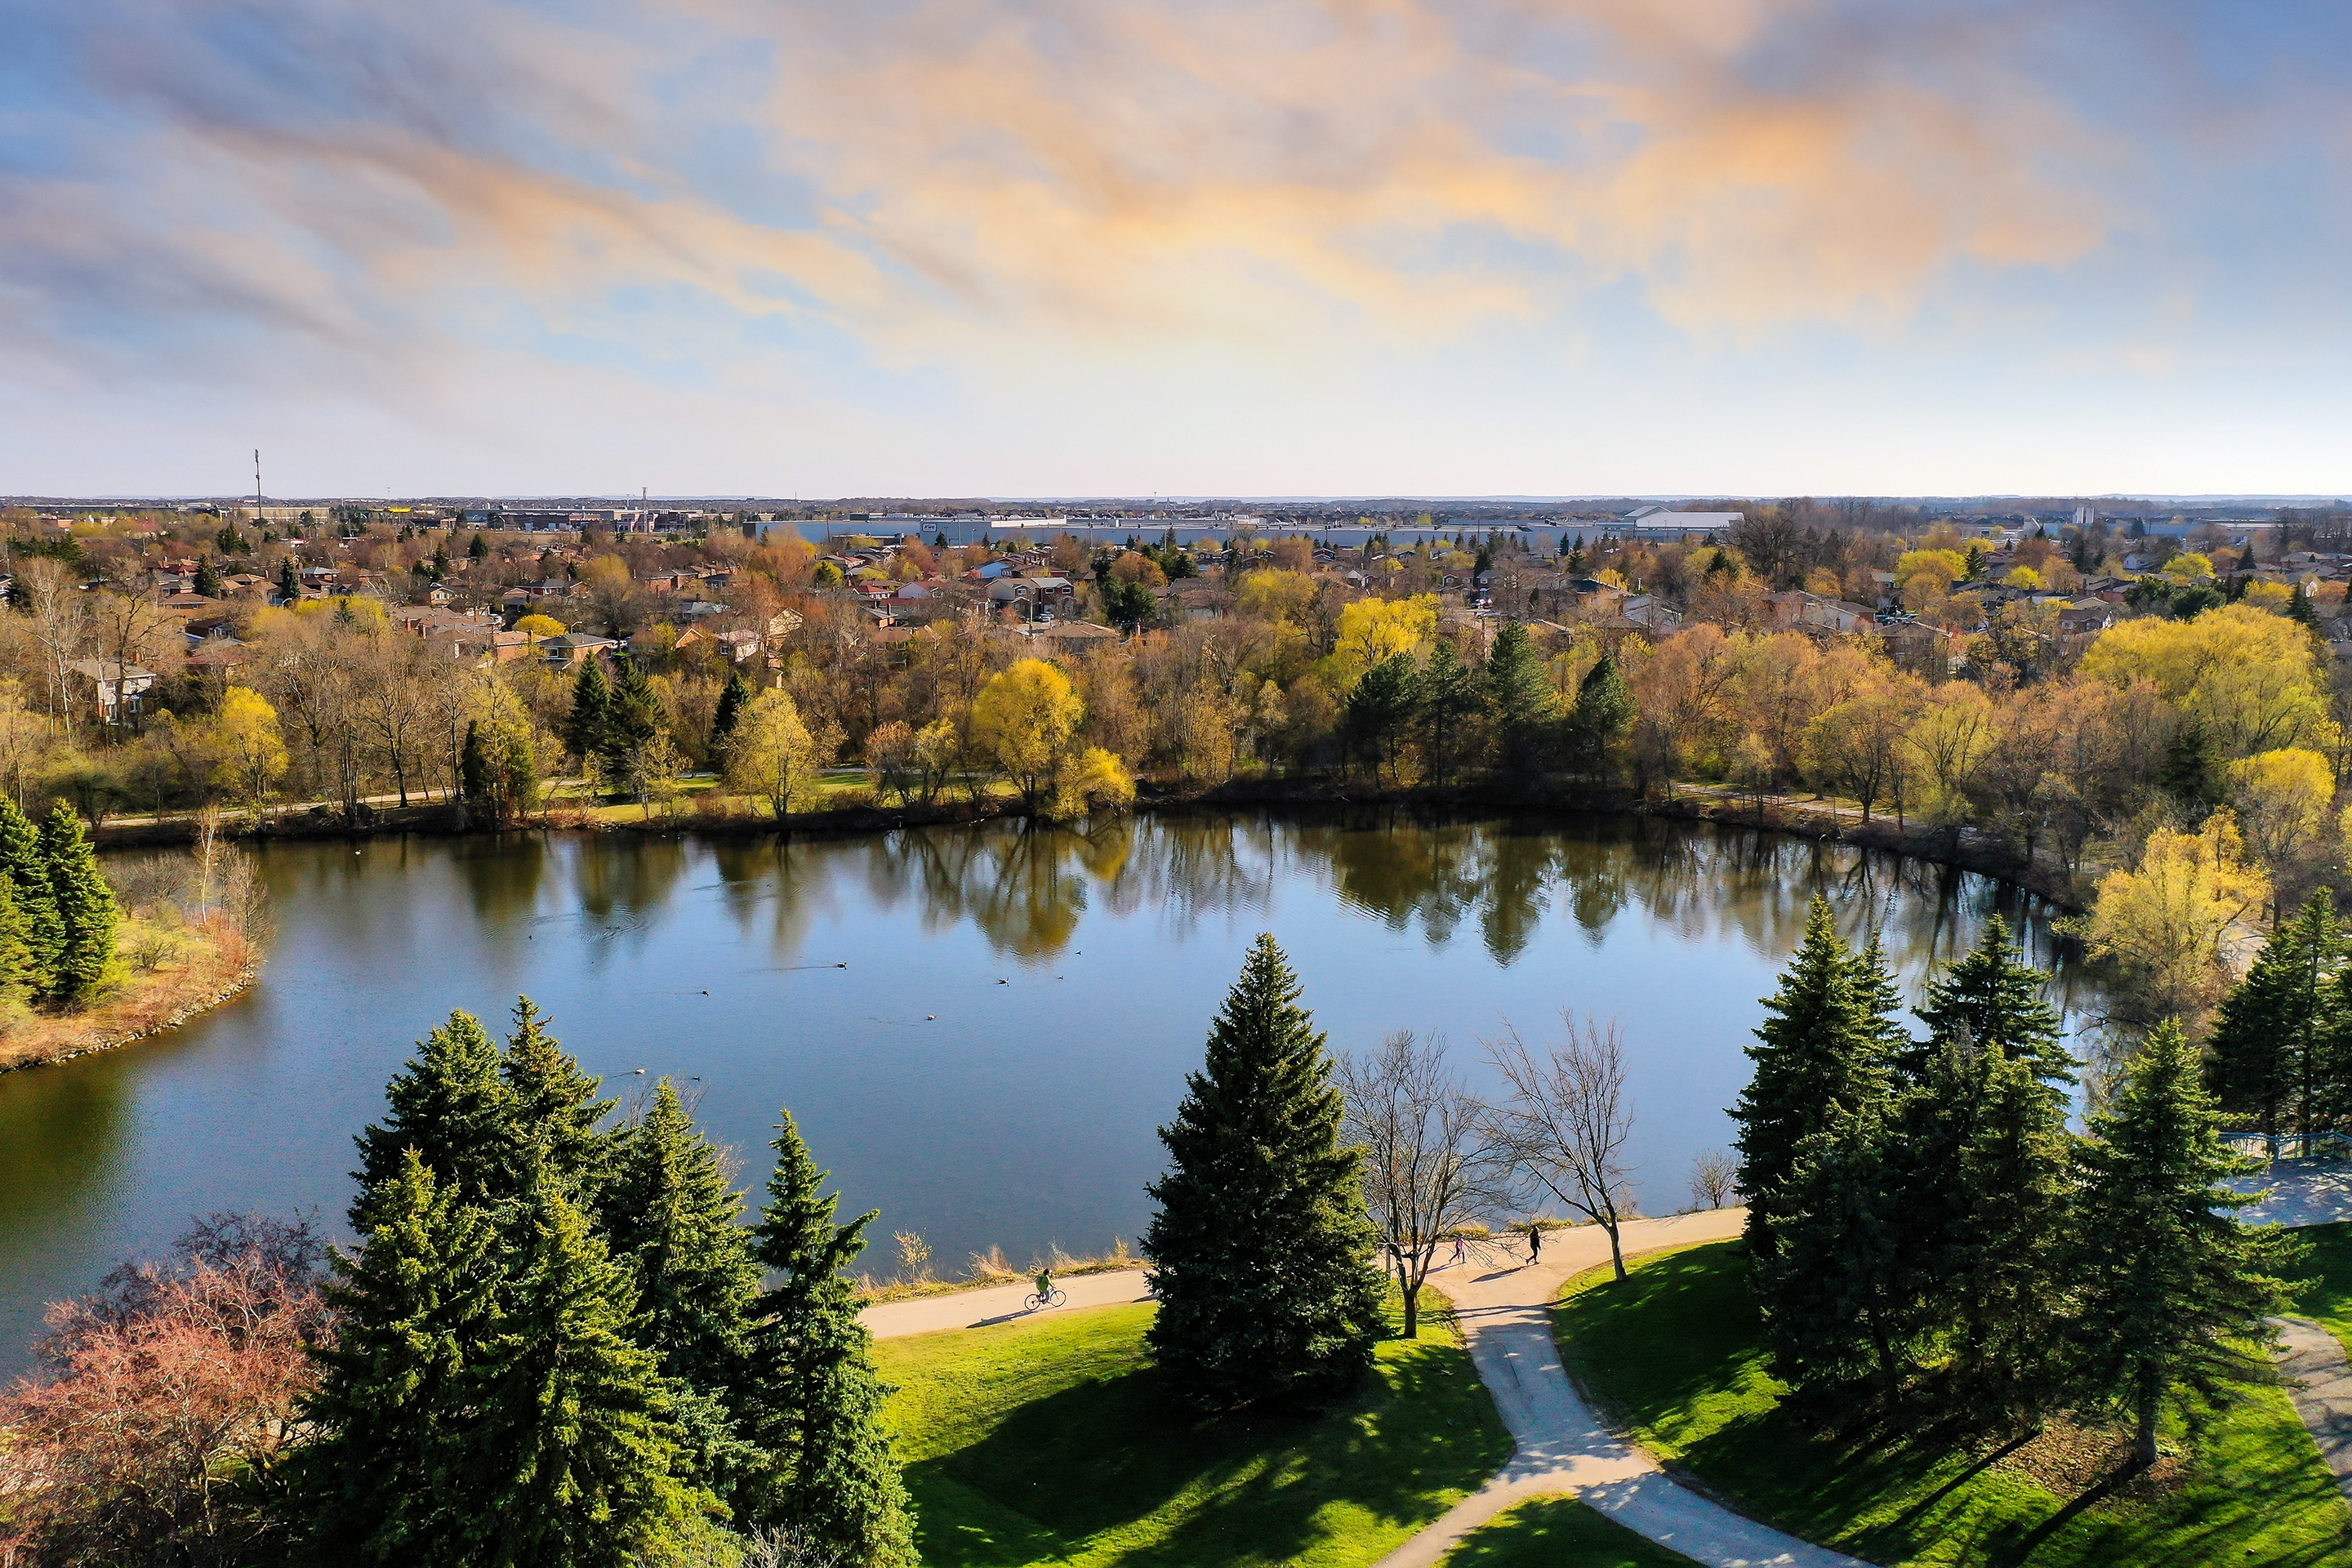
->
[2207,889,2341,1144]
[564,659,614,765]
[275,556,299,600]
[1484,621,1555,776]
[1143,934,1384,1411]
[1732,897,1892,1258]
[498,996,615,1200]
[41,802,116,1002]
[1910,915,2073,1088]
[0,874,36,1015]
[466,1184,711,1566]
[605,661,664,773]
[710,670,753,751]
[1415,639,1486,786]
[1753,1100,1916,1404]
[470,531,491,562]
[1344,655,1420,785]
[0,796,62,998]
[607,1080,761,1392]
[744,1109,915,1566]
[352,1009,516,1225]
[1945,1044,2074,1427]
[297,1152,505,1565]
[1565,653,1634,779]
[2069,1022,2305,1469]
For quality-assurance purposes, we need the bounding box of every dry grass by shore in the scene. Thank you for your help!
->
[0,915,257,1074]
[856,1237,1144,1304]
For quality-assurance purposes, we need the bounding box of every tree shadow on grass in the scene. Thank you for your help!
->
[914,1339,1501,1567]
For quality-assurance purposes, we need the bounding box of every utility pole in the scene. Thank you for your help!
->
[253,448,262,523]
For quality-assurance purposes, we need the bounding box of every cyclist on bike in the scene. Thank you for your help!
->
[1035,1267,1054,1304]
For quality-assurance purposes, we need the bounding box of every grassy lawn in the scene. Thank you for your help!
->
[2293,1221,2352,1353]
[1438,1498,1694,1566]
[1552,1241,2348,1568]
[874,1299,1510,1568]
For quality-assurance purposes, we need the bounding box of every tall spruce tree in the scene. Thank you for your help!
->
[352,1009,516,1226]
[1484,621,1556,777]
[1754,1100,1917,1404]
[1732,897,1893,1257]
[1910,915,2072,1087]
[604,661,664,773]
[466,1184,713,1566]
[564,658,614,766]
[2207,889,2342,1145]
[744,1110,915,1566]
[710,670,753,752]
[497,996,615,1200]
[1565,653,1633,778]
[0,796,62,999]
[1143,934,1384,1410]
[39,803,114,1002]
[298,1152,506,1565]
[2069,1022,2306,1469]
[0,875,36,1014]
[1415,639,1486,786]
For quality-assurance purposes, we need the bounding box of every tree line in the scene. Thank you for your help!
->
[1735,898,2300,1469]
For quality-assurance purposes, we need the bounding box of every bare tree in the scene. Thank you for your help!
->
[1687,1147,1740,1211]
[16,557,88,728]
[1485,1013,1638,1281]
[1338,1030,1503,1338]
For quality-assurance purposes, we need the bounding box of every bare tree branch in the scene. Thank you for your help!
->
[1484,1013,1639,1281]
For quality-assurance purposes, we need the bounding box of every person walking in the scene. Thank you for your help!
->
[1450,1235,1468,1268]
[1527,1223,1544,1267]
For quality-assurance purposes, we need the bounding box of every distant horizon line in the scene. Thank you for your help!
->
[7,492,2350,510]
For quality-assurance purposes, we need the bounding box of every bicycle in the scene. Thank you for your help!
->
[1022,1285,1069,1312]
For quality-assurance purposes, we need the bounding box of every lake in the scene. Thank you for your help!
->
[0,813,2096,1369]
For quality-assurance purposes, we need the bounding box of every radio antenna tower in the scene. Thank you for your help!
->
[253,449,263,520]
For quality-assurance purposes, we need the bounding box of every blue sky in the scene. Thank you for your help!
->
[4,0,2350,498]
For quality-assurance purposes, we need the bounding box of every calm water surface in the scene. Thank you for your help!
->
[0,813,2096,1368]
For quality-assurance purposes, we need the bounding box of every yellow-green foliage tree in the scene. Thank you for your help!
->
[1325,595,1438,690]
[2078,604,2328,759]
[724,688,827,819]
[970,658,1084,810]
[2226,747,2337,916]
[514,614,567,639]
[212,686,289,816]
[2077,813,2271,1027]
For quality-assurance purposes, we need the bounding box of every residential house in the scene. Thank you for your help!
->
[68,660,155,725]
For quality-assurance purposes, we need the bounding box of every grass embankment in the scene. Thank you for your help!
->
[1437,1498,1694,1566]
[2293,1221,2352,1356]
[1552,1241,2347,1567]
[875,1298,1510,1568]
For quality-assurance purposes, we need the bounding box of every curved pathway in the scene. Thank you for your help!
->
[862,1267,1153,1339]
[2275,1316,2352,1504]
[1374,1209,1871,1568]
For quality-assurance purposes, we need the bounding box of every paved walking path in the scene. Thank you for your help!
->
[2233,1160,2352,1228]
[862,1267,1153,1339]
[2275,1316,2352,1507]
[1374,1209,1872,1568]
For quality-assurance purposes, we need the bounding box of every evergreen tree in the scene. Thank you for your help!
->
[606,1080,762,1394]
[1564,653,1634,778]
[1753,1100,1917,1403]
[459,721,492,816]
[604,661,664,773]
[1143,934,1384,1410]
[564,659,614,766]
[194,555,224,598]
[2068,1022,2305,1469]
[710,670,753,751]
[41,802,116,1002]
[352,1009,516,1225]
[1343,655,1421,785]
[1414,639,1486,786]
[1732,897,1892,1258]
[1910,915,2073,1088]
[275,556,299,600]
[1484,621,1555,776]
[298,1152,505,1565]
[0,796,58,999]
[744,1110,915,1565]
[470,531,492,561]
[2207,890,2342,1144]
[466,1184,712,1565]
[0,875,36,1014]
[498,996,615,1200]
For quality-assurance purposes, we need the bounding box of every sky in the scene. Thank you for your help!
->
[3,0,2351,500]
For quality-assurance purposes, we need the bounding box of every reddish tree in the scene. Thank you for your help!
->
[0,1214,329,1566]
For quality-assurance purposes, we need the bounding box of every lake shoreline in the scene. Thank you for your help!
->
[0,938,260,1076]
[92,779,2083,913]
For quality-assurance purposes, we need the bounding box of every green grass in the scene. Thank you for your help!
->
[1438,1498,1695,1566]
[2293,1221,2352,1354]
[1552,1241,2348,1567]
[874,1300,1511,1568]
